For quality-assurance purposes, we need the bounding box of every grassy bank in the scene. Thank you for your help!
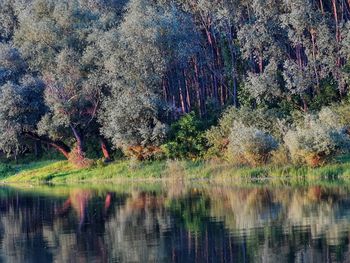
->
[1,156,350,183]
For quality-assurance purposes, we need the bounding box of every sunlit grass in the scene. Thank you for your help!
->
[2,155,350,183]
[1,160,168,183]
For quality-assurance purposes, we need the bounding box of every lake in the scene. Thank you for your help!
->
[0,181,350,263]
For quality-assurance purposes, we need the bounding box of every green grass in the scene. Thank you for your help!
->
[2,156,350,183]
[1,160,168,183]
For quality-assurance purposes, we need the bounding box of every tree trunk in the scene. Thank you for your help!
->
[332,0,340,42]
[310,29,320,93]
[193,58,202,117]
[319,0,325,14]
[34,140,43,159]
[184,69,191,112]
[100,138,111,161]
[24,131,70,159]
[302,97,308,113]
[162,77,168,102]
[70,125,84,156]
[229,42,238,107]
[178,79,186,114]
[233,76,238,108]
[258,53,263,73]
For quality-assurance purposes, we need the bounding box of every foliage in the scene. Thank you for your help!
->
[270,146,291,166]
[0,163,15,178]
[206,107,285,158]
[101,90,168,151]
[284,111,350,167]
[13,0,118,159]
[99,0,181,152]
[330,103,350,129]
[244,60,281,104]
[162,113,207,159]
[228,121,278,166]
[1,0,350,168]
[0,43,46,156]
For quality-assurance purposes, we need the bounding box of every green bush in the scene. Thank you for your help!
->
[228,121,278,166]
[329,103,350,129]
[0,163,15,178]
[271,145,291,166]
[162,113,207,159]
[284,112,350,167]
[206,106,285,158]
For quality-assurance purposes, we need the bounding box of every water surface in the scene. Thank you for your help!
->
[0,181,350,262]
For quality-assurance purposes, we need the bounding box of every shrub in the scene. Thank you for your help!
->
[206,106,285,158]
[284,114,350,167]
[329,103,350,132]
[0,163,15,177]
[125,145,164,161]
[68,146,94,168]
[270,146,290,166]
[228,121,278,166]
[162,113,207,159]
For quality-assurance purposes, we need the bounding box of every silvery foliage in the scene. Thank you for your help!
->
[237,0,285,64]
[340,22,350,61]
[228,121,278,163]
[0,0,30,42]
[14,0,116,145]
[0,82,24,155]
[282,60,315,96]
[338,22,350,89]
[207,106,286,152]
[244,60,281,103]
[237,0,285,103]
[0,43,26,85]
[0,0,16,42]
[284,109,350,160]
[101,89,168,148]
[280,0,336,94]
[318,107,343,129]
[101,0,195,148]
[0,44,46,155]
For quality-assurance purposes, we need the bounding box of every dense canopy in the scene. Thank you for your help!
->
[1,0,350,166]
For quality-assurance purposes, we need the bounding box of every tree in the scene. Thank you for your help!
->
[14,0,120,161]
[0,0,30,42]
[0,44,70,158]
[280,0,337,111]
[244,59,281,104]
[100,0,183,155]
[238,0,285,73]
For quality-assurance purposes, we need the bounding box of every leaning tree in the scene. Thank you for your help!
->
[0,43,72,158]
[13,0,125,162]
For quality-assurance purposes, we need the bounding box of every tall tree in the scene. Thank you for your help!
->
[14,0,121,160]
[280,0,336,111]
[99,0,171,155]
[0,44,70,158]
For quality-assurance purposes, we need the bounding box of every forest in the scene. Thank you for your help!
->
[1,0,350,170]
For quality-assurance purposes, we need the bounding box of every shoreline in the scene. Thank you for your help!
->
[1,159,350,184]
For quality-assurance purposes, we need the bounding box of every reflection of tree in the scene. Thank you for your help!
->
[0,195,57,262]
[0,189,117,263]
[203,185,350,262]
[104,191,173,262]
[167,190,210,234]
[56,189,93,230]
[1,185,350,262]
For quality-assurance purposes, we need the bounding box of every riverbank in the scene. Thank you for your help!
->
[1,156,350,183]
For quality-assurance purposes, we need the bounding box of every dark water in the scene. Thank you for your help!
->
[1,182,350,262]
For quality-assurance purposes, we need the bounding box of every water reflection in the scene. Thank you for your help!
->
[0,183,350,262]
